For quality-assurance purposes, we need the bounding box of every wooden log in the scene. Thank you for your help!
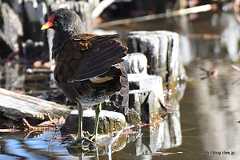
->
[123,53,148,74]
[127,31,187,83]
[0,88,70,121]
[128,74,165,123]
[61,109,127,135]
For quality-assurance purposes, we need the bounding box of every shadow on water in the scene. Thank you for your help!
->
[1,11,240,160]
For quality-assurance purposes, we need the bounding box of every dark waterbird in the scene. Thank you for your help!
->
[41,9,128,145]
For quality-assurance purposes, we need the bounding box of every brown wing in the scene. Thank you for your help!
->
[66,34,127,82]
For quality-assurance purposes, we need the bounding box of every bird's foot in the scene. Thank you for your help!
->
[83,131,96,142]
[68,137,96,152]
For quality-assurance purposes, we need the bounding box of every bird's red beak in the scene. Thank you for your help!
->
[41,16,55,30]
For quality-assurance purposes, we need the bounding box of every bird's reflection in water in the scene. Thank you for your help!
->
[66,82,185,159]
[66,111,182,160]
[67,125,138,160]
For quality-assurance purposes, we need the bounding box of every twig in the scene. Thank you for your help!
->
[22,118,52,131]
[47,113,54,122]
[0,128,20,133]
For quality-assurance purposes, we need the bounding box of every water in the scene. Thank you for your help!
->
[1,11,240,159]
[181,60,240,160]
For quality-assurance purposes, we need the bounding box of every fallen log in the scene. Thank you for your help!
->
[0,88,70,121]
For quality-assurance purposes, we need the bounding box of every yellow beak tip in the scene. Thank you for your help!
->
[41,25,49,30]
[41,22,53,30]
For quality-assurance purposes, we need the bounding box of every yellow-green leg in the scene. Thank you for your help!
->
[69,101,87,151]
[94,103,102,139]
[77,102,83,141]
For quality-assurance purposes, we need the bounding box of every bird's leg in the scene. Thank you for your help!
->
[68,101,92,151]
[93,103,102,141]
[77,101,83,141]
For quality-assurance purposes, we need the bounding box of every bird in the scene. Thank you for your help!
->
[41,9,128,143]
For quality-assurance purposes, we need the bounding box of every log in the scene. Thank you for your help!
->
[0,88,70,121]
[127,31,187,83]
[128,74,165,123]
[123,53,148,74]
[61,109,127,135]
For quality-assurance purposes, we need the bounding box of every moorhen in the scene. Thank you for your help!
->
[41,9,128,142]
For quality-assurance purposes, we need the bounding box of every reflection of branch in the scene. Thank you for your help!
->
[22,118,56,131]
[92,0,116,19]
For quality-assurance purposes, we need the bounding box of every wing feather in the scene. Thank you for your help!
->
[67,34,127,82]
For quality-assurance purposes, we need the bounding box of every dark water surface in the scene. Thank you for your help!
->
[1,12,240,160]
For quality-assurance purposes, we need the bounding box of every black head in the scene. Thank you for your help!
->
[41,9,82,36]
